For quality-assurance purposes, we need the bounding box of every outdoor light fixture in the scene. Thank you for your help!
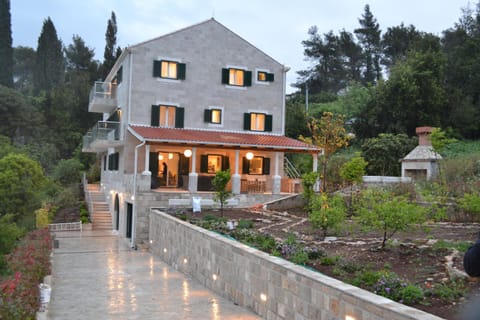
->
[246,152,254,160]
[163,248,167,253]
[260,293,267,302]
[345,316,356,320]
[183,258,188,264]
[212,274,217,281]
[184,149,192,157]
[158,154,164,160]
[131,195,135,201]
[168,153,174,159]
[149,240,153,244]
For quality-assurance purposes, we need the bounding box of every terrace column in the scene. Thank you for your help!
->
[312,153,320,192]
[232,149,241,195]
[142,144,151,175]
[272,152,281,194]
[188,147,198,193]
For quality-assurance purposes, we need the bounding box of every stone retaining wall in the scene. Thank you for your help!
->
[149,210,443,320]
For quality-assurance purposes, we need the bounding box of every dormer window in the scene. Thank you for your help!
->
[153,60,186,80]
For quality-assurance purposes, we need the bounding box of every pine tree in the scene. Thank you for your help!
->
[0,0,13,88]
[34,17,64,93]
[354,4,382,84]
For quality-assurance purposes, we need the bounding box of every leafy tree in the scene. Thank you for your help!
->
[34,17,64,93]
[340,152,367,185]
[0,0,13,87]
[339,30,363,83]
[301,171,319,213]
[13,46,36,95]
[212,169,232,217]
[361,133,417,176]
[300,112,349,192]
[355,188,428,249]
[430,127,457,156]
[0,153,46,229]
[310,193,346,240]
[100,11,121,79]
[354,4,382,84]
[52,158,84,186]
[0,85,44,141]
[285,94,309,139]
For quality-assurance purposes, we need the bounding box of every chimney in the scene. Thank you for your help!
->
[416,127,433,146]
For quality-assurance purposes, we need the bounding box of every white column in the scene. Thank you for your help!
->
[313,153,320,192]
[232,149,241,194]
[272,152,281,194]
[142,144,151,175]
[188,147,198,193]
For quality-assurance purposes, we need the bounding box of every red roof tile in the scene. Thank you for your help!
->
[129,126,319,152]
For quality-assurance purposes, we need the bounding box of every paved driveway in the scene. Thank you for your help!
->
[47,230,261,320]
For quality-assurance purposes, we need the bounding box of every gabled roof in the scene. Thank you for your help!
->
[402,146,442,161]
[128,126,319,153]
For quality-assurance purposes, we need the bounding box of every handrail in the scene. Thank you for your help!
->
[48,221,82,232]
[284,157,301,179]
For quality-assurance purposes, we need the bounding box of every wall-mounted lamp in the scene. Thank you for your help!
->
[184,149,192,158]
[158,154,164,160]
[260,293,267,302]
[168,153,174,159]
[246,152,254,160]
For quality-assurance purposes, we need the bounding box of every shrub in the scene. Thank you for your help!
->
[291,250,309,265]
[0,228,52,319]
[309,193,346,239]
[52,158,84,187]
[320,256,340,266]
[457,192,480,218]
[237,219,254,229]
[372,271,424,305]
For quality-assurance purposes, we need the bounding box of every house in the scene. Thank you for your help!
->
[82,18,319,247]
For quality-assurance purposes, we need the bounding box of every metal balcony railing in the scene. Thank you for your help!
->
[88,81,117,112]
[82,121,120,151]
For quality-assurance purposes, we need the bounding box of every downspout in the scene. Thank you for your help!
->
[281,66,290,136]
[131,139,145,248]
[127,49,133,125]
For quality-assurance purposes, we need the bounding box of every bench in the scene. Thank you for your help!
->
[48,221,82,232]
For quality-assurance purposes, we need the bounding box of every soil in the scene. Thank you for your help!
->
[172,207,480,320]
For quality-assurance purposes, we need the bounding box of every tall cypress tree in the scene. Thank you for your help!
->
[354,4,382,84]
[34,17,64,93]
[0,0,13,88]
[100,11,120,79]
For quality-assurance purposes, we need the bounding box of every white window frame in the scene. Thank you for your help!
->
[225,65,248,90]
[207,106,224,127]
[156,57,182,83]
[255,68,271,85]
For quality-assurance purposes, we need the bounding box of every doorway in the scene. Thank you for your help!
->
[114,194,119,230]
[126,202,133,238]
[149,152,190,188]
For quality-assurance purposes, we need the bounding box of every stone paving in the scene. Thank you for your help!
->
[47,230,261,320]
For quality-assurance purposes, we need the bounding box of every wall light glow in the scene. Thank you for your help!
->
[260,293,267,302]
[184,149,192,158]
[246,152,254,160]
[212,274,217,281]
[163,248,167,253]
[345,316,356,320]
[183,258,188,264]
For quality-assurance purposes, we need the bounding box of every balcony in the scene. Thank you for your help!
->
[82,121,122,152]
[88,81,117,113]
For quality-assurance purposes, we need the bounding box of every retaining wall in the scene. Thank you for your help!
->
[149,210,443,320]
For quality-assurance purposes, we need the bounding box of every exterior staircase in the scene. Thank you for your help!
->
[85,184,112,230]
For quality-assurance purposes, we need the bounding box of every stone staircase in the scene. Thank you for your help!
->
[86,184,112,230]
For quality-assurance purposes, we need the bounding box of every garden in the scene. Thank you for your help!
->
[169,140,480,320]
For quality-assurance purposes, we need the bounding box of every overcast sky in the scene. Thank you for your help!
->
[10,0,472,92]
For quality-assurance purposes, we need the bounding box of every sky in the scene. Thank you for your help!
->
[10,0,472,93]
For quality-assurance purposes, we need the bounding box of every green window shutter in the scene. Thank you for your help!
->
[263,157,270,175]
[243,113,251,131]
[204,109,212,123]
[221,68,229,84]
[265,115,273,132]
[117,66,123,83]
[244,71,252,86]
[177,63,186,80]
[222,156,230,170]
[178,154,190,176]
[153,60,161,77]
[149,152,159,176]
[103,155,107,170]
[115,153,120,170]
[242,157,250,174]
[175,107,184,128]
[200,155,208,173]
[266,72,274,82]
[151,105,160,127]
[108,154,113,170]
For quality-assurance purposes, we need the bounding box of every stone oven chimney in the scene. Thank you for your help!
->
[416,126,433,146]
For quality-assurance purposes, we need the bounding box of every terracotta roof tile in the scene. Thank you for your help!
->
[129,126,318,152]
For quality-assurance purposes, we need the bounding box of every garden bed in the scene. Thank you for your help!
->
[169,207,480,320]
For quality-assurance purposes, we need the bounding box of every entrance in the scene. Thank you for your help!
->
[126,203,133,238]
[114,194,119,230]
[149,152,190,188]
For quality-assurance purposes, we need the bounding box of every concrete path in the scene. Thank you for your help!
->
[47,230,261,320]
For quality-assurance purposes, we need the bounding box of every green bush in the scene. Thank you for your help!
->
[291,250,309,265]
[310,193,346,239]
[320,256,340,266]
[457,192,480,218]
[237,219,254,229]
[52,158,84,187]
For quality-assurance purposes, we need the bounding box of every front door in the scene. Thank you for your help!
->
[114,194,119,230]
[126,203,133,238]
